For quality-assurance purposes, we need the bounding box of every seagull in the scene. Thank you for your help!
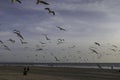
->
[36,0,49,5]
[68,45,76,48]
[45,8,55,15]
[54,56,59,61]
[39,41,46,44]
[20,39,28,44]
[36,48,43,51]
[57,41,63,45]
[110,49,116,52]
[8,38,15,43]
[43,34,50,40]
[56,26,66,31]
[11,0,22,4]
[0,40,4,44]
[97,64,103,69]
[112,45,117,48]
[94,42,100,46]
[58,39,64,42]
[2,45,11,51]
[89,48,98,54]
[13,29,24,40]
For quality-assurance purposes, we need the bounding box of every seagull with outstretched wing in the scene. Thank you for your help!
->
[94,42,100,46]
[45,8,55,15]
[8,38,15,43]
[0,40,4,44]
[2,45,11,51]
[36,0,49,5]
[13,29,24,40]
[56,26,66,31]
[20,39,28,44]
[89,48,98,54]
[11,0,21,4]
[54,56,59,61]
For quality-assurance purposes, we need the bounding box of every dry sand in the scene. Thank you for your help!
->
[0,66,120,80]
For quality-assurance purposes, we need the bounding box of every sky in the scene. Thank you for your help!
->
[1,0,120,63]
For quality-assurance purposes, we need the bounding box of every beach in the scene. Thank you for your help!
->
[0,66,120,80]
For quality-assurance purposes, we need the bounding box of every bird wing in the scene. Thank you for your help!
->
[16,0,21,3]
[40,1,49,5]
[17,33,24,40]
[51,11,55,15]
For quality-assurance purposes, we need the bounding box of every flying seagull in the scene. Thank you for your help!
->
[36,0,49,5]
[89,48,98,54]
[110,49,116,52]
[8,38,15,43]
[36,48,43,51]
[58,39,64,42]
[45,8,55,15]
[39,41,46,44]
[54,56,59,61]
[56,26,66,31]
[0,40,4,44]
[42,34,50,40]
[94,42,100,46]
[20,39,28,44]
[13,29,24,40]
[68,45,76,48]
[112,45,117,48]
[2,45,11,51]
[11,0,22,4]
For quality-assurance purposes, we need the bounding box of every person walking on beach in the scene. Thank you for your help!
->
[23,66,30,76]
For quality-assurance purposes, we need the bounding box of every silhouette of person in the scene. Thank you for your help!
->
[23,66,30,76]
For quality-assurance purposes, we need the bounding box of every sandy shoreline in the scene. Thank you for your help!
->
[0,66,120,80]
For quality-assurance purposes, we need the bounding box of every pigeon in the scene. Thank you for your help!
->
[36,0,49,5]
[45,8,55,15]
[56,26,66,31]
[11,0,22,4]
[94,42,100,46]
[13,29,24,40]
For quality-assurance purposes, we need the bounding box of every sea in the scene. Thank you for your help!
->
[0,62,120,69]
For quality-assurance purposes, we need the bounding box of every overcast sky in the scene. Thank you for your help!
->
[0,0,120,63]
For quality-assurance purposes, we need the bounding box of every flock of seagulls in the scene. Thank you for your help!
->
[1,25,120,62]
[11,0,55,16]
[1,0,119,62]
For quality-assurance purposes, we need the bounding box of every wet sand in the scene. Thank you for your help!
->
[0,66,120,80]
